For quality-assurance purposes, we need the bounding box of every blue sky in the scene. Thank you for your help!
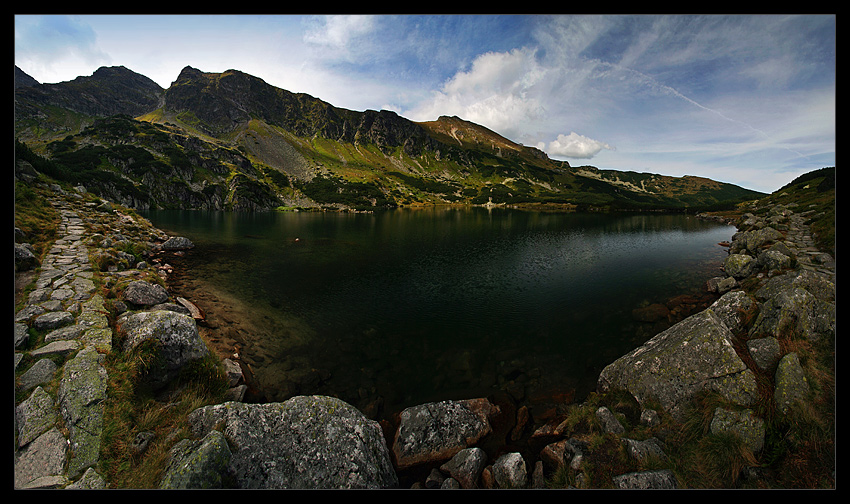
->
[15,14,835,193]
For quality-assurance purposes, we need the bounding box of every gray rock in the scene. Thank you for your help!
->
[758,249,793,273]
[30,339,80,358]
[597,310,759,421]
[160,430,232,489]
[596,406,625,434]
[14,428,68,489]
[15,242,40,272]
[58,345,108,479]
[724,254,756,279]
[392,398,497,470]
[15,322,30,349]
[66,468,107,489]
[16,386,59,448]
[17,358,57,393]
[709,290,756,335]
[492,452,527,489]
[32,311,74,331]
[440,477,461,489]
[612,469,678,489]
[439,447,487,489]
[774,353,811,415]
[750,286,829,341]
[44,324,84,343]
[709,407,765,453]
[748,337,782,371]
[121,280,169,306]
[622,437,668,462]
[188,396,398,489]
[118,310,209,388]
[162,236,195,251]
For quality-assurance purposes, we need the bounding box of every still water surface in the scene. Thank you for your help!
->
[145,207,734,418]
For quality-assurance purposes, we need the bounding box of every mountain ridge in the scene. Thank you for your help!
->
[14,64,768,211]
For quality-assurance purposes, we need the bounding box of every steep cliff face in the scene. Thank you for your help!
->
[15,66,163,126]
[164,67,439,156]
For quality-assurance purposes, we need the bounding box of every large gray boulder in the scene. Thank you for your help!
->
[118,310,209,388]
[160,430,232,489]
[186,396,398,489]
[750,269,835,341]
[724,254,756,280]
[774,352,811,415]
[597,310,759,421]
[392,398,498,470]
[121,280,169,307]
[708,290,757,336]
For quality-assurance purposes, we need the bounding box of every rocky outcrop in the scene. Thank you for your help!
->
[13,184,221,488]
[180,396,399,489]
[591,200,834,485]
[117,309,210,389]
[598,309,760,421]
[14,178,832,489]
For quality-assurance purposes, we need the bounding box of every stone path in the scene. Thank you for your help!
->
[786,210,836,278]
[15,193,111,489]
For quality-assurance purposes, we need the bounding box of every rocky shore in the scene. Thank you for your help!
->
[14,183,834,489]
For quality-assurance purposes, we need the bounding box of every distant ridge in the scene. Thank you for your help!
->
[15,65,767,212]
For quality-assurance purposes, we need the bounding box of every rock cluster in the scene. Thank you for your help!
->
[14,185,218,488]
[15,183,833,489]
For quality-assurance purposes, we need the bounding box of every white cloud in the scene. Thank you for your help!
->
[14,15,111,83]
[407,47,547,137]
[303,15,376,60]
[545,132,615,159]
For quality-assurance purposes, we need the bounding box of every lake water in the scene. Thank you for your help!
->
[144,207,734,420]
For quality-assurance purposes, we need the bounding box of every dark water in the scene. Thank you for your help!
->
[144,207,734,418]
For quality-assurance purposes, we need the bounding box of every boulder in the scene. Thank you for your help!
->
[392,398,498,470]
[747,337,782,372]
[612,469,678,489]
[187,396,398,489]
[758,249,793,273]
[121,280,169,306]
[723,254,756,280]
[622,437,668,462]
[15,243,40,272]
[118,310,209,388]
[162,236,195,251]
[597,310,759,421]
[492,452,527,489]
[708,290,757,336]
[750,286,829,341]
[709,407,765,453]
[774,353,811,415]
[439,447,488,489]
[160,430,232,489]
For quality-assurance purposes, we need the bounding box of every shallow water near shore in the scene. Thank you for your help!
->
[145,207,734,420]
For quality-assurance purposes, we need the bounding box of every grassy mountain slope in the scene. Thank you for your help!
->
[15,65,767,212]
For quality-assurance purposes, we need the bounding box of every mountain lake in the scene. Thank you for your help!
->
[144,207,735,420]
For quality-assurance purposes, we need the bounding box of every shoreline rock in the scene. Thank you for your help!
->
[15,183,833,489]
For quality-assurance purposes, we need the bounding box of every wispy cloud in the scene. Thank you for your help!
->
[14,14,834,193]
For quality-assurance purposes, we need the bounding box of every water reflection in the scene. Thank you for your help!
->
[146,207,733,418]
